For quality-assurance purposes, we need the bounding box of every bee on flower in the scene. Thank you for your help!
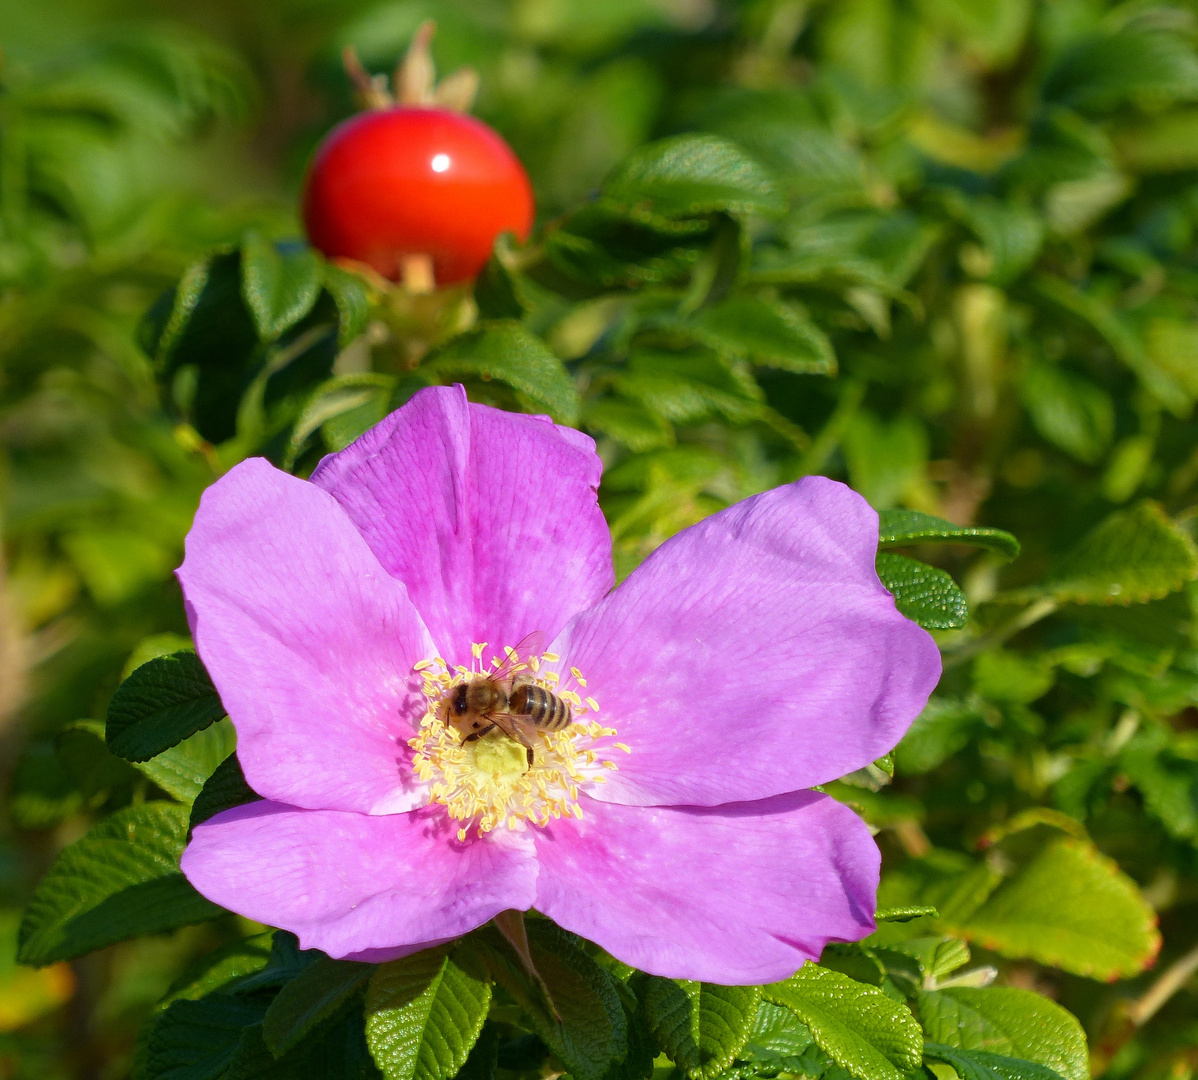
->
[179,385,939,983]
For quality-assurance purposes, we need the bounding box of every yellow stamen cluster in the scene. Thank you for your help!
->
[409,643,629,841]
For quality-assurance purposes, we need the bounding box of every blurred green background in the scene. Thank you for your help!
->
[7,0,1198,1076]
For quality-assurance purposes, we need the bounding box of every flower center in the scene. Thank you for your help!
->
[410,642,629,841]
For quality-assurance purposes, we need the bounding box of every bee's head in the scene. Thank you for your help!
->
[451,683,470,717]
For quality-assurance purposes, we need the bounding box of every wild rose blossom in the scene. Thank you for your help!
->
[179,384,940,983]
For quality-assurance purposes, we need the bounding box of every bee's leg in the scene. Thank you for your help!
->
[491,714,537,766]
[463,724,495,743]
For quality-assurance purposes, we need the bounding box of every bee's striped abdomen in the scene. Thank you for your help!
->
[511,683,572,730]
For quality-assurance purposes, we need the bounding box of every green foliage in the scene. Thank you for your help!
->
[17,803,224,966]
[916,988,1088,1080]
[10,0,1198,1075]
[636,978,760,1079]
[876,554,969,630]
[602,135,785,224]
[189,753,259,830]
[764,965,923,1080]
[924,1043,1063,1080]
[878,511,1019,560]
[947,837,1160,979]
[469,922,629,1080]
[263,955,372,1055]
[423,322,580,424]
[364,949,491,1080]
[132,719,236,803]
[106,650,225,762]
[1012,501,1198,605]
[241,232,325,343]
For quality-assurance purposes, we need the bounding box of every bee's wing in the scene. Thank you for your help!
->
[487,630,547,681]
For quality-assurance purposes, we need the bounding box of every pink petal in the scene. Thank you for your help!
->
[182,802,537,958]
[534,791,878,984]
[310,385,613,667]
[553,476,940,806]
[178,458,436,815]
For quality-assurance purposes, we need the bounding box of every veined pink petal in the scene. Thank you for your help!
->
[533,791,878,984]
[310,385,613,667]
[182,802,537,958]
[553,476,940,806]
[178,458,436,815]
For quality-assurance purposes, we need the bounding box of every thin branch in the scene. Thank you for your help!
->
[1127,940,1198,1026]
[941,596,1058,669]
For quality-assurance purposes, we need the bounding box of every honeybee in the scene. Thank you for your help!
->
[439,632,572,765]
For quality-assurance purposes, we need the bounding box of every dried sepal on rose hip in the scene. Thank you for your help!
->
[177,385,941,984]
[303,22,533,292]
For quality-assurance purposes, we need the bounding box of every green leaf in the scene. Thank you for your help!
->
[9,740,83,829]
[235,931,318,994]
[520,920,629,1080]
[946,196,1044,285]
[133,718,237,803]
[241,233,323,342]
[878,510,1020,559]
[895,698,984,774]
[924,1043,1064,1080]
[470,921,628,1080]
[424,322,580,424]
[603,134,785,224]
[139,249,261,443]
[263,955,374,1056]
[636,977,761,1079]
[816,944,887,987]
[322,263,372,347]
[189,752,260,831]
[764,964,923,1080]
[364,948,491,1080]
[226,1014,380,1080]
[1020,501,1198,605]
[844,413,929,510]
[474,253,527,319]
[1034,276,1193,416]
[1114,107,1198,172]
[884,937,971,983]
[17,802,224,966]
[54,719,139,800]
[947,836,1159,980]
[916,987,1087,1080]
[583,398,675,452]
[162,935,274,1006]
[972,652,1053,705]
[1043,29,1198,114]
[285,373,397,468]
[1021,364,1113,465]
[141,249,256,371]
[876,553,969,630]
[146,983,378,1080]
[605,979,657,1080]
[455,1026,498,1080]
[743,1000,814,1063]
[1120,737,1198,839]
[677,296,835,374]
[106,650,225,763]
[875,906,940,923]
[617,347,762,425]
[145,993,267,1080]
[543,206,707,291]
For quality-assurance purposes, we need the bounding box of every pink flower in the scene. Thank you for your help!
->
[179,385,939,983]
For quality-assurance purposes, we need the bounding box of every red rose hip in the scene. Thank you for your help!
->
[302,106,534,286]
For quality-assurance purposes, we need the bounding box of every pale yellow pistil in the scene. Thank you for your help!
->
[409,643,630,841]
